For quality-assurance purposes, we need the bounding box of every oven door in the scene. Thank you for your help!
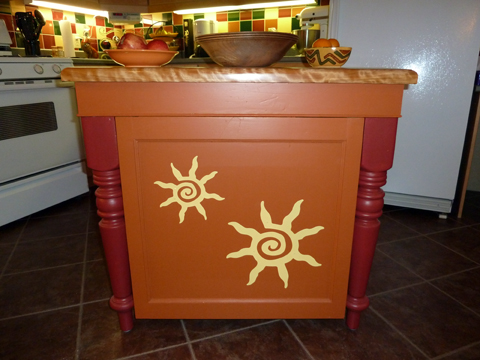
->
[0,79,88,226]
[0,79,85,183]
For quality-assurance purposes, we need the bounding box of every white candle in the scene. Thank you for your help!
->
[59,20,75,58]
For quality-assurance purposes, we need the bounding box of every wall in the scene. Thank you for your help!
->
[1,0,329,55]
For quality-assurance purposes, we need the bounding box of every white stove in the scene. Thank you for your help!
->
[0,56,74,81]
[0,56,89,226]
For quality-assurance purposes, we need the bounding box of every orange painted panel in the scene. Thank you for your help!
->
[74,82,405,119]
[117,116,363,319]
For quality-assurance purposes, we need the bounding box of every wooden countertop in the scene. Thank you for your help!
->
[61,66,418,85]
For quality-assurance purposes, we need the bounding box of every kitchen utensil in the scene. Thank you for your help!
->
[105,49,178,67]
[292,29,320,55]
[195,32,298,67]
[304,47,352,67]
[15,11,44,56]
[34,10,45,39]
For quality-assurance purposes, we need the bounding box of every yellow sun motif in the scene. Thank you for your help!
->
[227,200,323,288]
[154,156,224,223]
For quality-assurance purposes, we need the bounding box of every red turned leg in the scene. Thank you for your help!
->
[82,116,134,332]
[346,117,398,330]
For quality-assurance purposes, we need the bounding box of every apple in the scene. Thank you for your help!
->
[147,39,169,51]
[117,33,147,50]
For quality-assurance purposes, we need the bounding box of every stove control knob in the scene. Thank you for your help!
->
[33,64,44,74]
[52,64,62,74]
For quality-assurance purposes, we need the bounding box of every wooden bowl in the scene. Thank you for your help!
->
[304,47,352,67]
[196,32,298,67]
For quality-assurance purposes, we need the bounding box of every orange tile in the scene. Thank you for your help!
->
[240,10,252,20]
[173,13,183,25]
[265,19,277,31]
[252,20,264,32]
[279,8,291,18]
[42,20,54,35]
[292,7,305,16]
[217,12,228,22]
[228,21,240,32]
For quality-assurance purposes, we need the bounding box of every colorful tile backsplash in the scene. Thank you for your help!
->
[1,1,329,55]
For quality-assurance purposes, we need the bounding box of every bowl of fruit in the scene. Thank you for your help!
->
[106,33,178,67]
[304,38,352,67]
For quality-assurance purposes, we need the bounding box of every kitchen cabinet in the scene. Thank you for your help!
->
[61,65,417,332]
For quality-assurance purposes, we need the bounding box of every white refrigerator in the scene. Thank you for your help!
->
[330,0,480,213]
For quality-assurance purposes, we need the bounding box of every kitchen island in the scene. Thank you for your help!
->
[62,65,417,332]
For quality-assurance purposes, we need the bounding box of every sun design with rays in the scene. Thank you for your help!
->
[154,156,224,223]
[227,200,324,288]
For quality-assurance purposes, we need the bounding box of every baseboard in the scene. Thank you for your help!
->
[384,192,453,213]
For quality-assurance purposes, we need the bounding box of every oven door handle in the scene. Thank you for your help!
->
[0,79,75,91]
[57,81,75,88]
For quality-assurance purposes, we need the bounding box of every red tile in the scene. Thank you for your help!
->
[42,34,55,49]
[0,14,14,31]
[8,31,16,46]
[265,19,277,31]
[71,23,76,34]
[217,13,228,22]
[42,20,54,35]
[320,0,330,5]
[279,8,291,18]
[95,17,105,26]
[52,10,64,21]
[164,25,173,32]
[228,21,240,32]
[240,10,252,20]
[252,20,264,32]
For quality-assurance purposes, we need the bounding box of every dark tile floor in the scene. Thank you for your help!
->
[1,188,480,360]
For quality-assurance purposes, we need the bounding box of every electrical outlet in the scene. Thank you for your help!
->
[75,37,82,48]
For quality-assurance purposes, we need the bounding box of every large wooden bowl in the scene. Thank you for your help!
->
[196,32,298,67]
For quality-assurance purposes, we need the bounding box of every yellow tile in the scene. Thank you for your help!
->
[217,22,228,33]
[151,13,164,22]
[38,7,53,21]
[265,8,278,19]
[277,17,291,33]
[9,0,25,14]
[62,12,76,23]
[85,14,96,26]
[55,35,63,46]
[204,12,217,21]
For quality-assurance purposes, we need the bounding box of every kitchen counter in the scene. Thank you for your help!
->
[63,65,416,84]
[63,65,417,332]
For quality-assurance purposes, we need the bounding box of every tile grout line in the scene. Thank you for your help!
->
[187,319,281,345]
[430,340,480,360]
[369,306,431,359]
[424,233,480,266]
[0,217,29,278]
[283,320,316,360]
[181,319,198,360]
[74,207,91,360]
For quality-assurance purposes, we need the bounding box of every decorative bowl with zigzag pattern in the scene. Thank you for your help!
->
[304,47,352,67]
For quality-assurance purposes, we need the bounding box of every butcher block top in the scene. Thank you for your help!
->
[61,66,418,85]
